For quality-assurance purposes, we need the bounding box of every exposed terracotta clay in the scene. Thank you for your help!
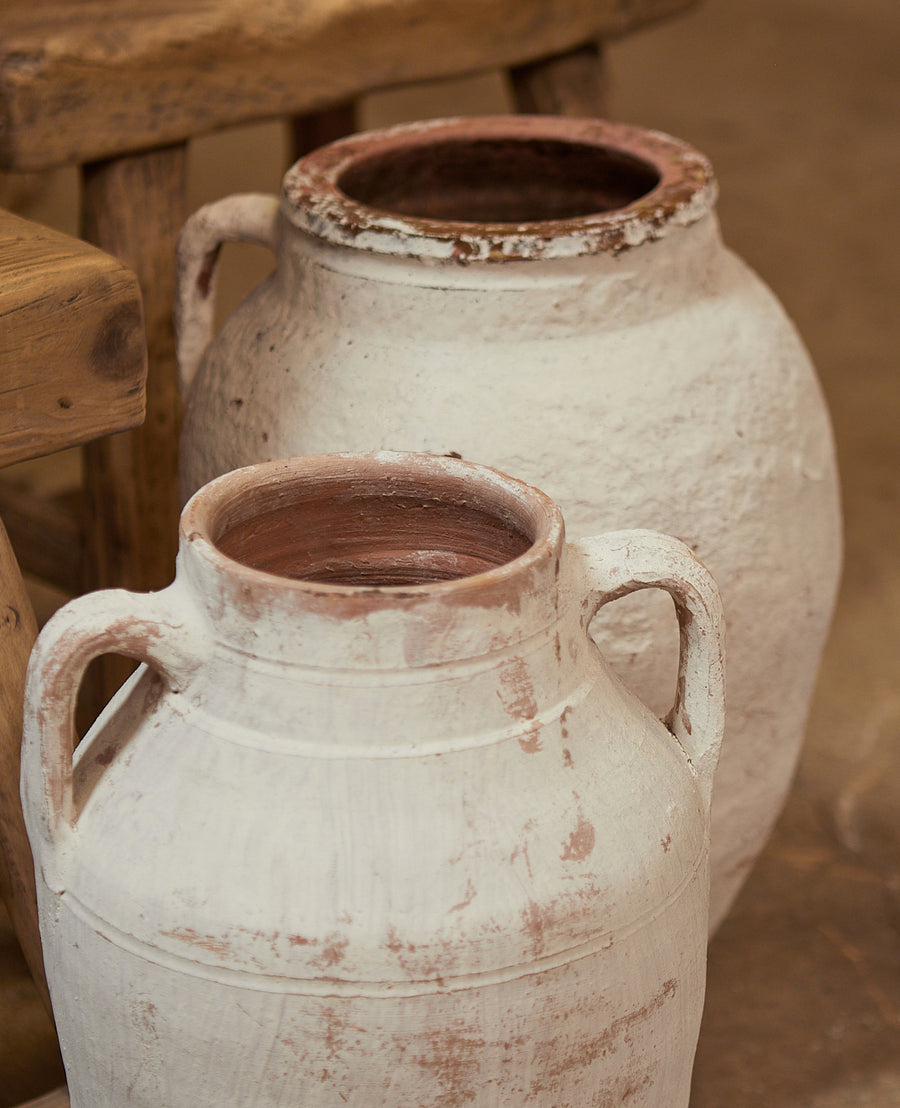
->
[175,116,842,929]
[213,464,534,585]
[22,452,724,1107]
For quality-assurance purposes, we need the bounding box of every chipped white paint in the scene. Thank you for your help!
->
[23,453,725,1107]
[175,116,843,929]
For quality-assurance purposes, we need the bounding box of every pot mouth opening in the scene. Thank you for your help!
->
[335,137,661,225]
[282,117,715,262]
[191,454,558,591]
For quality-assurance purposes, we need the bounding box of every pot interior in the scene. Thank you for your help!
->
[213,470,537,587]
[336,137,661,224]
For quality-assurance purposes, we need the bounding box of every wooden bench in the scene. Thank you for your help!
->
[0,207,146,1038]
[0,0,698,628]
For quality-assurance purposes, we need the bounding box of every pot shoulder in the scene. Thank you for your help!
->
[49,667,708,986]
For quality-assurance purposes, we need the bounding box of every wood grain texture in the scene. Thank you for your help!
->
[0,211,147,468]
[80,145,185,598]
[0,519,47,1013]
[79,145,186,713]
[0,0,698,170]
[0,208,147,1018]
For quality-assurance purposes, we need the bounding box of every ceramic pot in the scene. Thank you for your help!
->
[175,117,841,929]
[23,452,724,1108]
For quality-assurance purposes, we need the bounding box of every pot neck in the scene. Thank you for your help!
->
[177,453,567,673]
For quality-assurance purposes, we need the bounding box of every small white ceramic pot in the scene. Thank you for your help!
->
[23,451,724,1107]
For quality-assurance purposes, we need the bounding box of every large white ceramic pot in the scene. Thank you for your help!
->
[175,116,842,928]
[23,452,724,1107]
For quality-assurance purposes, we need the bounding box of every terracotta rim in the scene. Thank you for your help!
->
[282,115,716,262]
[180,452,564,601]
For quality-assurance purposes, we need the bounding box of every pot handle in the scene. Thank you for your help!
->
[571,529,726,808]
[21,586,204,859]
[175,193,281,395]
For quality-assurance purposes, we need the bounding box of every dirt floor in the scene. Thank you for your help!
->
[2,0,898,1104]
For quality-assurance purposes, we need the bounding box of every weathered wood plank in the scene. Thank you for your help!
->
[80,145,184,596]
[0,210,147,467]
[0,0,698,170]
[0,209,147,1017]
[79,145,186,711]
[0,518,47,1012]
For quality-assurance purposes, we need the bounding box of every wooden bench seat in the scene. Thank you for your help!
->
[1,0,693,169]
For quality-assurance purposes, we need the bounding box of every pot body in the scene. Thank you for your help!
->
[176,118,842,928]
[23,452,725,1108]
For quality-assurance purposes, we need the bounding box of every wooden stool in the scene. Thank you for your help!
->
[0,209,146,1063]
[0,0,697,629]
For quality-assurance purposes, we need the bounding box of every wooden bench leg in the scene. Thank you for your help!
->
[0,519,48,1012]
[79,144,187,710]
[509,41,610,118]
[291,103,357,161]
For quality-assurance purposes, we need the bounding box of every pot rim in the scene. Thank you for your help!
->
[282,115,717,263]
[179,451,565,614]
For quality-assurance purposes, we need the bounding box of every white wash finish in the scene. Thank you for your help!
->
[175,116,842,929]
[23,452,724,1107]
